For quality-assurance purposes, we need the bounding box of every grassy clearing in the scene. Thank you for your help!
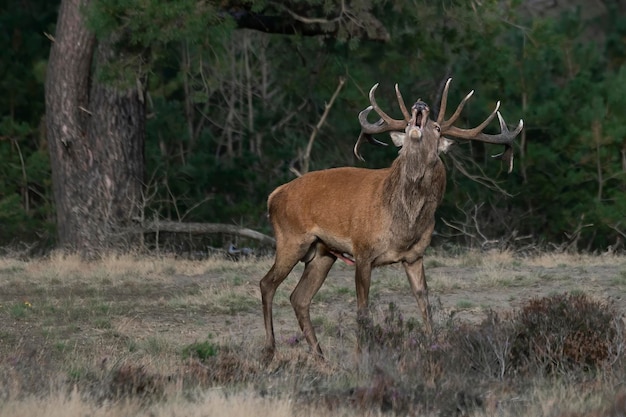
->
[0,250,626,416]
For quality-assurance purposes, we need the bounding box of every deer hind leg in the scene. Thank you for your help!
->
[290,243,336,357]
[260,236,315,362]
[403,257,433,334]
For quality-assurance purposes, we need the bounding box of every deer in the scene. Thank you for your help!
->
[259,78,523,361]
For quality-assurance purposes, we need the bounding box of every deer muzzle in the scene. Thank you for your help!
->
[407,104,429,140]
[408,126,422,140]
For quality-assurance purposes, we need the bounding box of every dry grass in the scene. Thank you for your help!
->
[1,250,626,416]
[0,387,297,417]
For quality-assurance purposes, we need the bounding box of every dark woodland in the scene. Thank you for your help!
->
[2,0,626,255]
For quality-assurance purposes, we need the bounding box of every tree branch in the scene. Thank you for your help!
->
[291,76,346,177]
[143,220,276,247]
[225,4,389,42]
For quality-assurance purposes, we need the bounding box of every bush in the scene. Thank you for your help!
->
[444,293,625,381]
[357,302,423,352]
[448,311,515,380]
[182,339,218,361]
[509,293,622,374]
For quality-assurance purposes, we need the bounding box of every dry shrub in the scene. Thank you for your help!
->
[445,293,625,380]
[344,303,484,416]
[355,302,445,384]
[357,303,424,352]
[510,293,623,375]
[109,363,165,399]
[349,367,403,413]
[446,311,515,380]
[181,345,259,386]
[556,390,626,417]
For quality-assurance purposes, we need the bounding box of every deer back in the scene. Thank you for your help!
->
[268,167,394,252]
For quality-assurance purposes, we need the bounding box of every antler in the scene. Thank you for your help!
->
[438,78,524,173]
[355,83,412,161]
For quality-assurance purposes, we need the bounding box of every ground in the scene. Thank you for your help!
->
[0,251,625,416]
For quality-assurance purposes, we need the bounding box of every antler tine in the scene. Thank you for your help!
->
[355,82,427,160]
[440,90,475,130]
[446,109,522,144]
[436,78,452,125]
[354,121,389,161]
[358,106,388,135]
[491,112,524,173]
[450,111,524,173]
[353,131,368,162]
[444,101,501,139]
[364,84,409,132]
[394,84,411,121]
[492,145,515,174]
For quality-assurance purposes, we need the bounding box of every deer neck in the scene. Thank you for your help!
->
[383,148,445,232]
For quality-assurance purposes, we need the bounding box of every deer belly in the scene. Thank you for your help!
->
[312,227,355,264]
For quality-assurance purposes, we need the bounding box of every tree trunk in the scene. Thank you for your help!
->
[45,0,145,255]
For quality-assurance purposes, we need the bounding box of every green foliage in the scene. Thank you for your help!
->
[0,1,56,248]
[87,0,224,44]
[435,6,626,250]
[9,300,33,319]
[0,118,53,246]
[86,0,234,85]
[182,339,218,361]
[505,13,626,249]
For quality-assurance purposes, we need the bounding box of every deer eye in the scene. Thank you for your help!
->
[435,125,441,133]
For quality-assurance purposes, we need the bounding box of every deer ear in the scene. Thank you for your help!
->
[389,132,405,147]
[438,137,454,154]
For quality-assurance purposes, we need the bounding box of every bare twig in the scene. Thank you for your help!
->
[609,222,626,240]
[291,76,346,177]
[440,200,532,251]
[11,138,29,213]
[447,150,514,197]
[563,214,594,253]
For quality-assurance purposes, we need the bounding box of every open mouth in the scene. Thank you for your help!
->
[411,101,429,129]
[414,111,423,128]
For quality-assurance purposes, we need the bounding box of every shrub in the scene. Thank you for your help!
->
[356,302,423,352]
[509,293,622,374]
[182,339,218,361]
[447,311,515,380]
[108,363,164,400]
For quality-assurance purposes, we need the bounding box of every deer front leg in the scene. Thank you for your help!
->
[353,260,376,354]
[354,261,373,320]
[403,257,433,334]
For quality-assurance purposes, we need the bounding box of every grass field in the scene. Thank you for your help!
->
[1,250,625,416]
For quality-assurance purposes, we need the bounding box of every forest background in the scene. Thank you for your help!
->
[1,0,625,255]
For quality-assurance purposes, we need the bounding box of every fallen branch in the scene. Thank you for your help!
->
[144,221,276,247]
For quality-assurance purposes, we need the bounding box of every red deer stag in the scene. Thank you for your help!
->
[260,78,523,360]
